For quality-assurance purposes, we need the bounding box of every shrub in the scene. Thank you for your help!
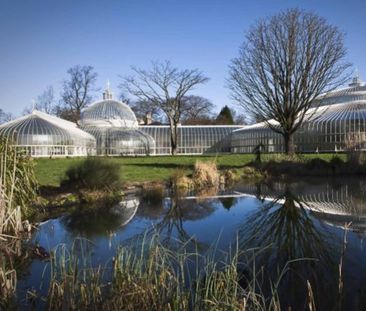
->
[171,168,193,189]
[193,161,219,189]
[64,158,122,191]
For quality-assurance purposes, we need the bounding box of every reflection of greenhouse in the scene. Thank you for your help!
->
[232,75,366,153]
[233,181,366,232]
[0,110,96,157]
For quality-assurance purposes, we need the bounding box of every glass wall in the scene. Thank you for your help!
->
[231,101,366,153]
[81,126,155,156]
[0,111,96,157]
[140,125,243,155]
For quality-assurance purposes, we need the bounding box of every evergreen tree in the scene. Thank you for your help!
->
[216,105,234,125]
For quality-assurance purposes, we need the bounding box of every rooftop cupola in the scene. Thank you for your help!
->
[349,69,364,87]
[103,80,113,100]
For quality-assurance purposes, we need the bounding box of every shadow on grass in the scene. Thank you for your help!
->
[121,163,245,170]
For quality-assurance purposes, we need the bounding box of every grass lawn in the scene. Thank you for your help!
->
[34,153,346,187]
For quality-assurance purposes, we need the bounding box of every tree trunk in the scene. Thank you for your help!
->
[283,132,295,155]
[169,121,178,155]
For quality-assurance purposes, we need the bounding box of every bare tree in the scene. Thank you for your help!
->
[0,109,13,124]
[60,65,98,122]
[129,99,164,124]
[228,9,350,154]
[180,95,215,124]
[36,86,55,114]
[121,61,209,155]
[118,92,132,105]
[23,86,56,115]
[231,108,248,125]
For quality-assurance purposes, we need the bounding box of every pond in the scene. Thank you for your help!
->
[17,178,366,310]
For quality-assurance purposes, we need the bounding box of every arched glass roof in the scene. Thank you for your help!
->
[231,76,366,153]
[80,99,138,128]
[81,126,155,155]
[0,110,96,156]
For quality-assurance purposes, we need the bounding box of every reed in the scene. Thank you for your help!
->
[0,138,37,307]
[41,232,283,311]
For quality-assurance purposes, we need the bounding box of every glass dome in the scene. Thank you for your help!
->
[231,77,366,153]
[0,110,96,157]
[82,126,155,155]
[79,88,138,128]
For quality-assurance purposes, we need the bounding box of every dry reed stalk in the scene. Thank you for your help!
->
[338,222,351,298]
[193,161,219,189]
[307,280,316,311]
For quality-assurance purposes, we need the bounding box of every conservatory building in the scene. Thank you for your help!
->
[78,86,244,156]
[0,86,244,157]
[0,110,96,157]
[232,75,366,153]
[78,88,156,155]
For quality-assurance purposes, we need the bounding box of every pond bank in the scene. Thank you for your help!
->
[15,176,366,310]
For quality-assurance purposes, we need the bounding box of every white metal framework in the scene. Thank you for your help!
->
[79,88,156,155]
[232,76,366,153]
[0,86,244,157]
[0,110,96,157]
[82,126,156,155]
[140,125,244,155]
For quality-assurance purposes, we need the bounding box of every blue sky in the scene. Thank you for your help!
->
[0,0,365,116]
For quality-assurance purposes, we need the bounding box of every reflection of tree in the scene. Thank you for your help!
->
[219,197,237,210]
[156,196,216,247]
[239,187,339,310]
[136,193,216,248]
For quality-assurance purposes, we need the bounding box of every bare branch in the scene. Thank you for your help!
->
[120,61,209,155]
[228,9,351,153]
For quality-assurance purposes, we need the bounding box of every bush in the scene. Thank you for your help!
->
[193,161,219,189]
[171,168,193,189]
[64,158,122,191]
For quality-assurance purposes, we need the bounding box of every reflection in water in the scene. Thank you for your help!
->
[219,197,237,210]
[19,178,366,310]
[62,197,139,237]
[238,187,337,309]
[235,179,366,233]
[234,179,366,310]
[137,193,216,247]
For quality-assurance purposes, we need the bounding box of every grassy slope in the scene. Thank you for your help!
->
[34,153,345,187]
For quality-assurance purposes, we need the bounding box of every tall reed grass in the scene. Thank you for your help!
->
[40,232,285,311]
[0,137,38,307]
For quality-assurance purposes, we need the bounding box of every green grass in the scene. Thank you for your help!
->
[34,153,344,187]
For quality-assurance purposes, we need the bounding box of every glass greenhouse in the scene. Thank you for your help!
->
[0,110,96,157]
[79,88,156,155]
[82,126,155,155]
[140,125,243,155]
[232,76,366,153]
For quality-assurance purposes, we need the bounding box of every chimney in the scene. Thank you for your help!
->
[145,112,152,125]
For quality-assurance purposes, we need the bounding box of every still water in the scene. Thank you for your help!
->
[18,178,366,310]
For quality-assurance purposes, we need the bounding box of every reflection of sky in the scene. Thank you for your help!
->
[16,184,366,309]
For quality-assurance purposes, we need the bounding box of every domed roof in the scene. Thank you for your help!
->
[233,74,366,134]
[80,125,155,155]
[0,110,96,146]
[80,87,138,128]
[314,75,366,107]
